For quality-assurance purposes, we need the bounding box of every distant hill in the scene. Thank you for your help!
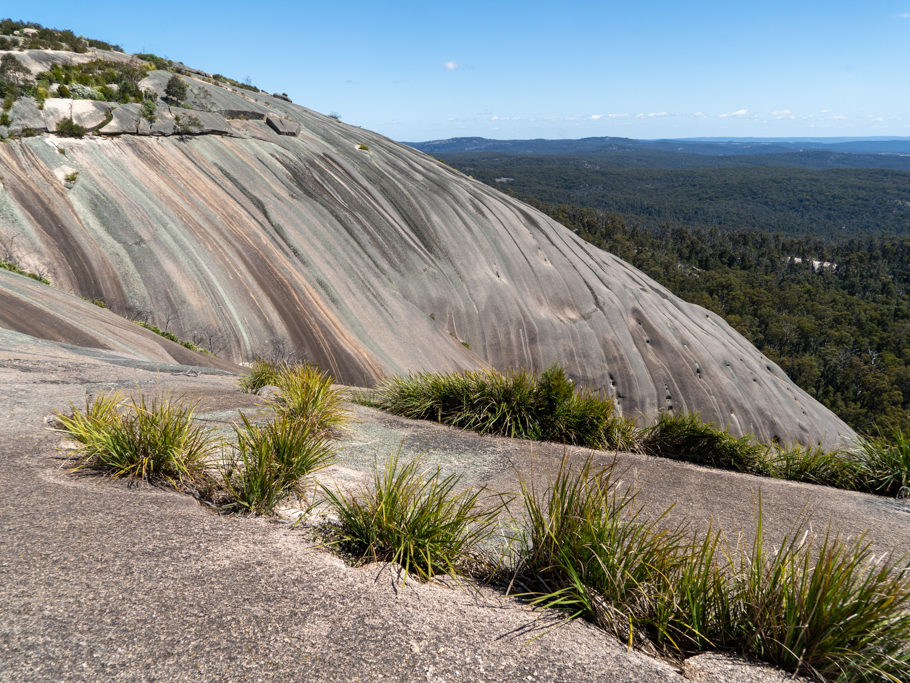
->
[407,135,910,165]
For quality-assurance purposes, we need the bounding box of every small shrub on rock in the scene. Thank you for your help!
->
[55,117,87,138]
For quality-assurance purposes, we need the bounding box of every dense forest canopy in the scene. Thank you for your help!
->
[426,146,910,434]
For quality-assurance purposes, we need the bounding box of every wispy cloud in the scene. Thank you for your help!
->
[443,61,459,71]
[693,111,708,118]
[590,114,603,120]
[648,111,670,118]
[898,12,910,18]
[719,108,749,118]
[608,113,630,118]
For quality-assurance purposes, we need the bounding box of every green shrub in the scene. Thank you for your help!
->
[357,143,370,151]
[140,98,156,122]
[57,392,218,487]
[321,453,501,582]
[165,74,187,102]
[219,412,334,515]
[55,118,87,138]
[641,411,770,474]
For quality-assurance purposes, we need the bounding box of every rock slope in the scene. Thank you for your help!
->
[0,46,855,447]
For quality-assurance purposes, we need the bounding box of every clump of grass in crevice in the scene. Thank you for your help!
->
[321,453,503,583]
[57,391,218,488]
[266,362,348,436]
[238,358,281,394]
[514,457,733,654]
[373,364,635,450]
[853,426,910,498]
[641,411,770,475]
[218,412,335,515]
[733,503,910,681]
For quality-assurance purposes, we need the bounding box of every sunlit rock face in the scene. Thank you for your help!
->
[0,49,855,447]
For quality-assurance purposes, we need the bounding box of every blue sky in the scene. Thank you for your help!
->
[5,1,910,141]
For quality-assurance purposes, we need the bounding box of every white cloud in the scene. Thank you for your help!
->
[443,61,459,71]
[608,113,630,118]
[830,114,847,120]
[648,111,669,117]
[693,111,708,118]
[898,12,910,18]
[871,116,885,122]
[719,108,749,118]
[590,114,603,120]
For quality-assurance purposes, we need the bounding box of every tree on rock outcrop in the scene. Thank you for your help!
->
[164,75,187,102]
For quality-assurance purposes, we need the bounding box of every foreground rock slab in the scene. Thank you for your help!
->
[5,331,895,681]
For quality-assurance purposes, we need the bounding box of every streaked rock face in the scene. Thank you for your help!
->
[0,53,856,447]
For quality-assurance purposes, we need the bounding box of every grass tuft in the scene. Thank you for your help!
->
[770,444,859,490]
[733,503,910,681]
[266,362,348,435]
[513,460,910,679]
[373,365,635,450]
[515,457,731,654]
[238,358,281,394]
[641,411,770,475]
[853,427,910,498]
[219,412,335,515]
[57,392,218,487]
[321,453,502,582]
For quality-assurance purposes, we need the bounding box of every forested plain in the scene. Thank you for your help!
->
[432,150,910,433]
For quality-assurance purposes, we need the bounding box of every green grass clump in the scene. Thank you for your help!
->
[734,511,910,681]
[238,358,281,394]
[321,454,501,582]
[266,363,348,435]
[641,411,770,475]
[770,444,859,490]
[854,427,910,498]
[219,413,334,515]
[516,458,732,654]
[372,365,635,450]
[57,392,217,487]
[513,460,910,680]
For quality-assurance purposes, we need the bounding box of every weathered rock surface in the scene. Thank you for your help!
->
[682,654,812,682]
[42,98,112,132]
[0,50,857,447]
[99,103,142,135]
[0,269,237,370]
[172,108,232,135]
[266,113,300,136]
[7,96,46,136]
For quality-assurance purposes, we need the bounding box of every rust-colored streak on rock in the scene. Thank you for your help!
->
[1,144,126,305]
